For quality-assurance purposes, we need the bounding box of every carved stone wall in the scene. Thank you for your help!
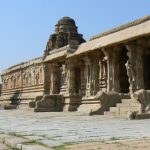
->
[2,65,44,91]
[1,58,45,103]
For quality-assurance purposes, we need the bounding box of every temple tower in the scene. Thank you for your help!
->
[44,16,85,56]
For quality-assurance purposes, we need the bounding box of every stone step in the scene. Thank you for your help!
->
[120,106,138,112]
[110,106,138,112]
[103,97,139,118]
[120,93,131,99]
[110,105,138,111]
[81,100,100,104]
[104,111,119,116]
[104,110,130,118]
[116,103,139,107]
[121,99,138,103]
[109,107,119,112]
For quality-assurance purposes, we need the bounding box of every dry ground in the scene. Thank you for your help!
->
[60,138,150,150]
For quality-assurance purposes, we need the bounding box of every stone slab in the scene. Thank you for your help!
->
[21,144,51,150]
[0,109,150,148]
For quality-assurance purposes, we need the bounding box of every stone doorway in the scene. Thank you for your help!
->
[143,53,150,89]
[119,47,130,93]
[74,67,81,94]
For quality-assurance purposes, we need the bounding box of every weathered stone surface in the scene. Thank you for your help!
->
[21,145,50,150]
[77,91,121,114]
[34,95,64,112]
[4,104,18,110]
[133,89,150,113]
[0,142,9,150]
[29,95,43,108]
[0,110,150,148]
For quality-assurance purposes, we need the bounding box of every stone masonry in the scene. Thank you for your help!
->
[1,16,150,118]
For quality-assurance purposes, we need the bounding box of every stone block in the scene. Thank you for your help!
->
[21,144,51,150]
[4,104,17,110]
[133,89,150,113]
[34,94,64,112]
[90,91,121,115]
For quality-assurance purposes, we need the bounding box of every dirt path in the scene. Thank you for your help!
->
[62,138,150,150]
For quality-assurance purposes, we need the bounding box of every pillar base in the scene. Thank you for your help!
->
[63,94,81,111]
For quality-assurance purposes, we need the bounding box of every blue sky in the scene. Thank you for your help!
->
[0,0,150,81]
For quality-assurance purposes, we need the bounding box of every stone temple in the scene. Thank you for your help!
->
[1,16,150,119]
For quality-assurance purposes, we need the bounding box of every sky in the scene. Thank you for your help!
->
[0,0,150,83]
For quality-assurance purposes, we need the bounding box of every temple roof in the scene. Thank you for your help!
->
[70,15,150,57]
[90,15,150,41]
[57,16,76,26]
[44,16,85,57]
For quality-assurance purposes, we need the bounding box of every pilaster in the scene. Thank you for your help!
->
[50,63,59,94]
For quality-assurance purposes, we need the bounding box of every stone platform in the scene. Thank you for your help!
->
[0,109,150,149]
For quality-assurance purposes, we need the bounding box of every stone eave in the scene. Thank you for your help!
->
[90,15,150,41]
[44,50,67,62]
[44,45,77,62]
[70,16,150,57]
[1,57,43,75]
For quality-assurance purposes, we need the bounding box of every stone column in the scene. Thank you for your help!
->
[84,56,92,97]
[112,46,121,92]
[136,41,144,90]
[60,64,67,94]
[125,44,137,94]
[66,60,75,95]
[99,51,107,91]
[50,63,59,94]
[92,55,99,95]
[80,60,86,96]
[102,48,113,92]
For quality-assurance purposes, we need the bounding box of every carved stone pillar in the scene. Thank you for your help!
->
[80,60,86,96]
[66,60,75,95]
[92,55,99,95]
[84,56,92,97]
[102,48,113,92]
[125,44,137,94]
[60,64,67,94]
[99,51,107,91]
[50,63,59,94]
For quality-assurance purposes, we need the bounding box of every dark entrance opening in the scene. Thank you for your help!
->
[74,67,81,94]
[143,53,150,89]
[119,46,130,93]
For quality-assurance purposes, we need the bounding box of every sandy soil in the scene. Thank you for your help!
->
[63,138,150,150]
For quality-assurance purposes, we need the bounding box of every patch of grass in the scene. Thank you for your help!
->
[8,132,25,138]
[22,140,38,145]
[53,142,76,150]
[22,140,49,148]
[10,148,20,150]
[110,137,121,141]
[0,131,4,134]
[53,145,66,150]
[7,145,20,150]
